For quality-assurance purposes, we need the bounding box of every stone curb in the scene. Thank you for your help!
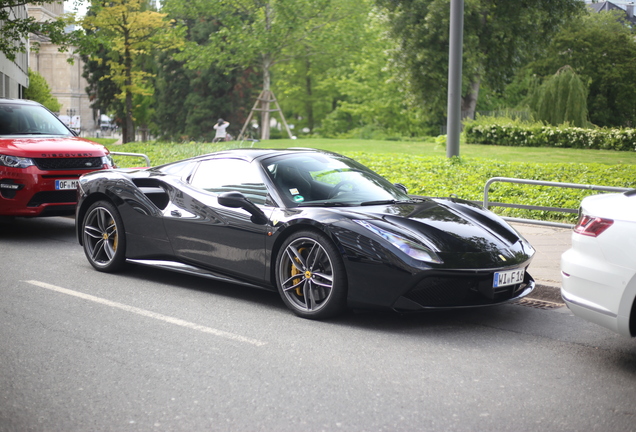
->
[528,283,564,304]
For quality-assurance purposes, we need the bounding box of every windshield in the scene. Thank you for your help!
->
[0,103,74,137]
[263,152,411,207]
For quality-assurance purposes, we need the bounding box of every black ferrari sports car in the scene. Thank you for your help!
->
[76,148,535,319]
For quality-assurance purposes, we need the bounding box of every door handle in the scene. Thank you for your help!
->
[170,210,182,217]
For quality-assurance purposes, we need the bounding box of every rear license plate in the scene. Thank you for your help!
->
[55,179,78,190]
[493,268,525,287]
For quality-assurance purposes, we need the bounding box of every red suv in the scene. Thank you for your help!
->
[0,99,113,218]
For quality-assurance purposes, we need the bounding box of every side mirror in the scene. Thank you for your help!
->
[218,191,268,225]
[394,183,408,194]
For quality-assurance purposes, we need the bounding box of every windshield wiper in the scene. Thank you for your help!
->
[360,199,415,206]
[300,202,353,207]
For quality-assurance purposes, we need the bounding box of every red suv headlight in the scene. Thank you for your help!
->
[0,154,35,168]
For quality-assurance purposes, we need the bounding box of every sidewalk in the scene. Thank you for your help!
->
[510,222,573,303]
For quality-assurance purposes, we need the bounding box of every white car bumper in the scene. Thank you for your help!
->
[561,239,635,337]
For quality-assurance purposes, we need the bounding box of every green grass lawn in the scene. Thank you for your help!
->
[252,138,636,165]
[99,137,636,166]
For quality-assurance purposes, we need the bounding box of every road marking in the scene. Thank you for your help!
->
[25,280,267,347]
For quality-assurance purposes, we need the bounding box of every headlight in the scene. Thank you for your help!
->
[101,155,115,168]
[0,154,34,168]
[353,219,443,264]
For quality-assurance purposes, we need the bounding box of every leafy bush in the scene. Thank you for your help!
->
[465,116,636,151]
[24,69,61,113]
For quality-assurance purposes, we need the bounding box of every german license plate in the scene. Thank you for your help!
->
[55,179,78,190]
[493,268,525,288]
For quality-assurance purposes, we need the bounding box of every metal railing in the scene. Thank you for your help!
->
[483,177,633,228]
[110,152,151,167]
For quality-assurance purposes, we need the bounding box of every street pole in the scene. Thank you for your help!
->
[446,0,464,158]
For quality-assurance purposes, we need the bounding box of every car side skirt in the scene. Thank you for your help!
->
[127,259,270,291]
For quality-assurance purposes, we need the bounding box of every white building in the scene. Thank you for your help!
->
[28,2,97,133]
[0,4,29,98]
[0,2,96,133]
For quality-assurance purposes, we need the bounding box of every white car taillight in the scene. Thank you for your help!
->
[574,214,614,237]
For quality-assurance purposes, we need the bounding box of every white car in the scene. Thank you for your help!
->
[561,190,636,337]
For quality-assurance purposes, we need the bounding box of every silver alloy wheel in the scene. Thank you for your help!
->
[278,236,334,313]
[84,205,119,266]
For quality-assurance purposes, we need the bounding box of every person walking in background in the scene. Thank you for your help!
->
[213,118,230,142]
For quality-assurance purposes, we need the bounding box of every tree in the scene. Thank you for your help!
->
[527,65,588,127]
[302,11,430,138]
[78,0,183,143]
[167,0,364,140]
[376,0,584,124]
[528,10,636,128]
[0,0,72,61]
[270,0,374,135]
[23,68,61,112]
[152,13,258,142]
[81,42,122,132]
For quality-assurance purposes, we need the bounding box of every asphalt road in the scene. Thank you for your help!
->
[2,216,636,432]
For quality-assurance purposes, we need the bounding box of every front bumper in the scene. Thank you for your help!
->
[392,270,535,311]
[0,166,106,217]
[561,246,632,336]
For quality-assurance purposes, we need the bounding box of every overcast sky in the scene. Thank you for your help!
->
[64,0,88,16]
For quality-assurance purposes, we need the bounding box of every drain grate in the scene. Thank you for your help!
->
[514,298,564,309]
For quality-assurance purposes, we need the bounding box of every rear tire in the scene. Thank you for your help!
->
[275,230,347,319]
[82,200,126,272]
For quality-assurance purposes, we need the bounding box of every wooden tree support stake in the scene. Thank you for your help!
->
[238,89,294,141]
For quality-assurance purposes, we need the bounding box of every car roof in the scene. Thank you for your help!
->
[192,147,342,163]
[0,98,43,107]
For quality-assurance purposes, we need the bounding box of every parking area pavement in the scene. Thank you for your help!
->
[510,222,573,303]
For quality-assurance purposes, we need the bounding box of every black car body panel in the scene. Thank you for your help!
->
[76,148,535,315]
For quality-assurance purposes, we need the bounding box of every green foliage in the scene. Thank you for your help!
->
[527,66,589,127]
[23,69,61,113]
[0,0,72,61]
[271,1,410,136]
[464,116,636,151]
[376,0,585,123]
[80,47,123,129]
[528,10,636,128]
[151,9,259,142]
[312,11,431,139]
[76,0,184,143]
[168,0,373,140]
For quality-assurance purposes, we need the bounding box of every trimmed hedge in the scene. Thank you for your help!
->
[465,122,636,152]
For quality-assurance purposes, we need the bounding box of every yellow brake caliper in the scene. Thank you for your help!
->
[291,247,306,296]
[110,218,118,251]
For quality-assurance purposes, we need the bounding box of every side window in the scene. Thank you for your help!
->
[190,159,268,205]
[157,160,196,179]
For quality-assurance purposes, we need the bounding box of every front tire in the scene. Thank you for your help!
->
[82,200,126,272]
[275,230,347,319]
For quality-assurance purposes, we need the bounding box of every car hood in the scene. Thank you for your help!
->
[343,198,533,268]
[0,136,109,157]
